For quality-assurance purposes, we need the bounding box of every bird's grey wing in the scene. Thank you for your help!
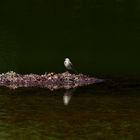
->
[69,61,73,66]
[70,62,78,73]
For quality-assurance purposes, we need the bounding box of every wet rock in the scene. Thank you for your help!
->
[0,71,104,90]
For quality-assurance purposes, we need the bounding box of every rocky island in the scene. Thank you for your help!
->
[0,71,104,90]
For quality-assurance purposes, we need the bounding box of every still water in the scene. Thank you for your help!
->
[0,76,140,140]
[0,0,140,74]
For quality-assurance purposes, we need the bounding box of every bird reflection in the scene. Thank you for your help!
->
[63,89,75,106]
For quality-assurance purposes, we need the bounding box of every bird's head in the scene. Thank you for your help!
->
[65,58,70,62]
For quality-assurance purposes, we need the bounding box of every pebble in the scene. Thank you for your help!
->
[0,71,103,90]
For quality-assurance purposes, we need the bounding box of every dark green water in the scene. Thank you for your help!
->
[0,0,139,74]
[0,77,140,140]
[0,0,140,139]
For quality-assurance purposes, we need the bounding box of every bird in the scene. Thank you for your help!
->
[64,58,78,73]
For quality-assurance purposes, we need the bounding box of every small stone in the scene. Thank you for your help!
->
[0,71,103,90]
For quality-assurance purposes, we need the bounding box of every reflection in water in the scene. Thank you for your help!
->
[0,76,139,140]
[63,89,75,106]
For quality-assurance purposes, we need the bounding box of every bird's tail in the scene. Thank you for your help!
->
[72,67,78,74]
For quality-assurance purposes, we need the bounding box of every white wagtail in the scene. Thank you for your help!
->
[64,58,78,73]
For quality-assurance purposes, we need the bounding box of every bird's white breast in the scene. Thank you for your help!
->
[64,60,72,69]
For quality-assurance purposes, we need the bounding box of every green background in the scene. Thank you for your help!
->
[0,0,139,74]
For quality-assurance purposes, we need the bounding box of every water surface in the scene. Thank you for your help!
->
[0,76,140,140]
